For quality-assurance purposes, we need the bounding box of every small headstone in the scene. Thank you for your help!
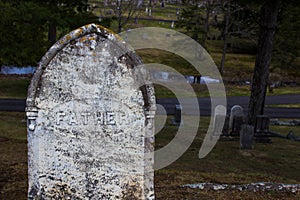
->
[240,125,254,149]
[171,21,174,29]
[171,104,182,126]
[231,115,245,136]
[270,118,279,125]
[229,105,244,129]
[287,131,300,141]
[212,105,226,136]
[255,115,270,136]
[26,24,156,199]
[176,8,180,16]
[290,120,300,126]
[222,115,230,136]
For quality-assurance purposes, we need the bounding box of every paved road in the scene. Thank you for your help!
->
[0,99,26,112]
[157,94,300,118]
[1,94,300,118]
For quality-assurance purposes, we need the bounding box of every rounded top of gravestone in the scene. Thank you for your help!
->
[26,24,154,112]
[230,105,244,113]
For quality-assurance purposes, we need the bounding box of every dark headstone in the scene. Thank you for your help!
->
[231,115,245,136]
[255,115,270,136]
[240,125,254,149]
[229,105,244,129]
[171,104,182,126]
[222,115,230,136]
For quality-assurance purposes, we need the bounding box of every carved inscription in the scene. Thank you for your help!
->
[56,111,144,126]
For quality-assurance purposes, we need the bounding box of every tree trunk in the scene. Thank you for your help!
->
[148,0,152,16]
[220,0,231,75]
[118,23,122,33]
[247,0,280,125]
[220,34,227,75]
[202,6,210,47]
[117,0,123,33]
[48,21,57,45]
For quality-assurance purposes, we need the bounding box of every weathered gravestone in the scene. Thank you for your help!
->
[229,105,245,136]
[26,24,156,199]
[231,116,245,136]
[212,105,227,136]
[171,104,182,126]
[254,115,271,143]
[229,105,244,129]
[240,125,254,149]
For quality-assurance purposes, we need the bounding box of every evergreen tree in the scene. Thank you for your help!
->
[0,0,108,66]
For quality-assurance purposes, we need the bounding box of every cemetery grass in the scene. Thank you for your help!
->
[1,38,299,99]
[154,116,300,199]
[0,112,27,199]
[0,77,30,99]
[266,104,300,108]
[154,84,300,98]
[1,76,300,99]
[0,113,300,199]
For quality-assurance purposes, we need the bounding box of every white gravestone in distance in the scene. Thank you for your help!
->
[212,105,226,136]
[26,24,156,199]
[229,105,244,129]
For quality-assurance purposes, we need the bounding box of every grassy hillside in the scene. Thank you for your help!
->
[0,112,299,199]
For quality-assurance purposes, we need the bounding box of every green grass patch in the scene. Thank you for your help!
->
[210,52,255,79]
[0,112,27,140]
[268,86,300,96]
[0,76,299,99]
[155,84,300,98]
[267,104,300,108]
[270,122,300,137]
[225,85,300,98]
[136,49,198,75]
[126,19,174,30]
[0,113,300,199]
[0,77,30,99]
[155,116,300,198]
[224,84,251,97]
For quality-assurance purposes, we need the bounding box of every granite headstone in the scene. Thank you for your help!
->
[26,24,156,199]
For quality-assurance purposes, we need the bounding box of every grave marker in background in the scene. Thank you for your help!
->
[229,105,244,129]
[229,105,244,136]
[171,104,182,126]
[240,125,254,149]
[212,105,227,136]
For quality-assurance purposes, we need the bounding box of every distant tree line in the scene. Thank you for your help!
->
[0,0,109,67]
[177,0,299,124]
[178,0,299,73]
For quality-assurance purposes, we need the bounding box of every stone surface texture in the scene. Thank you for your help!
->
[26,24,155,199]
